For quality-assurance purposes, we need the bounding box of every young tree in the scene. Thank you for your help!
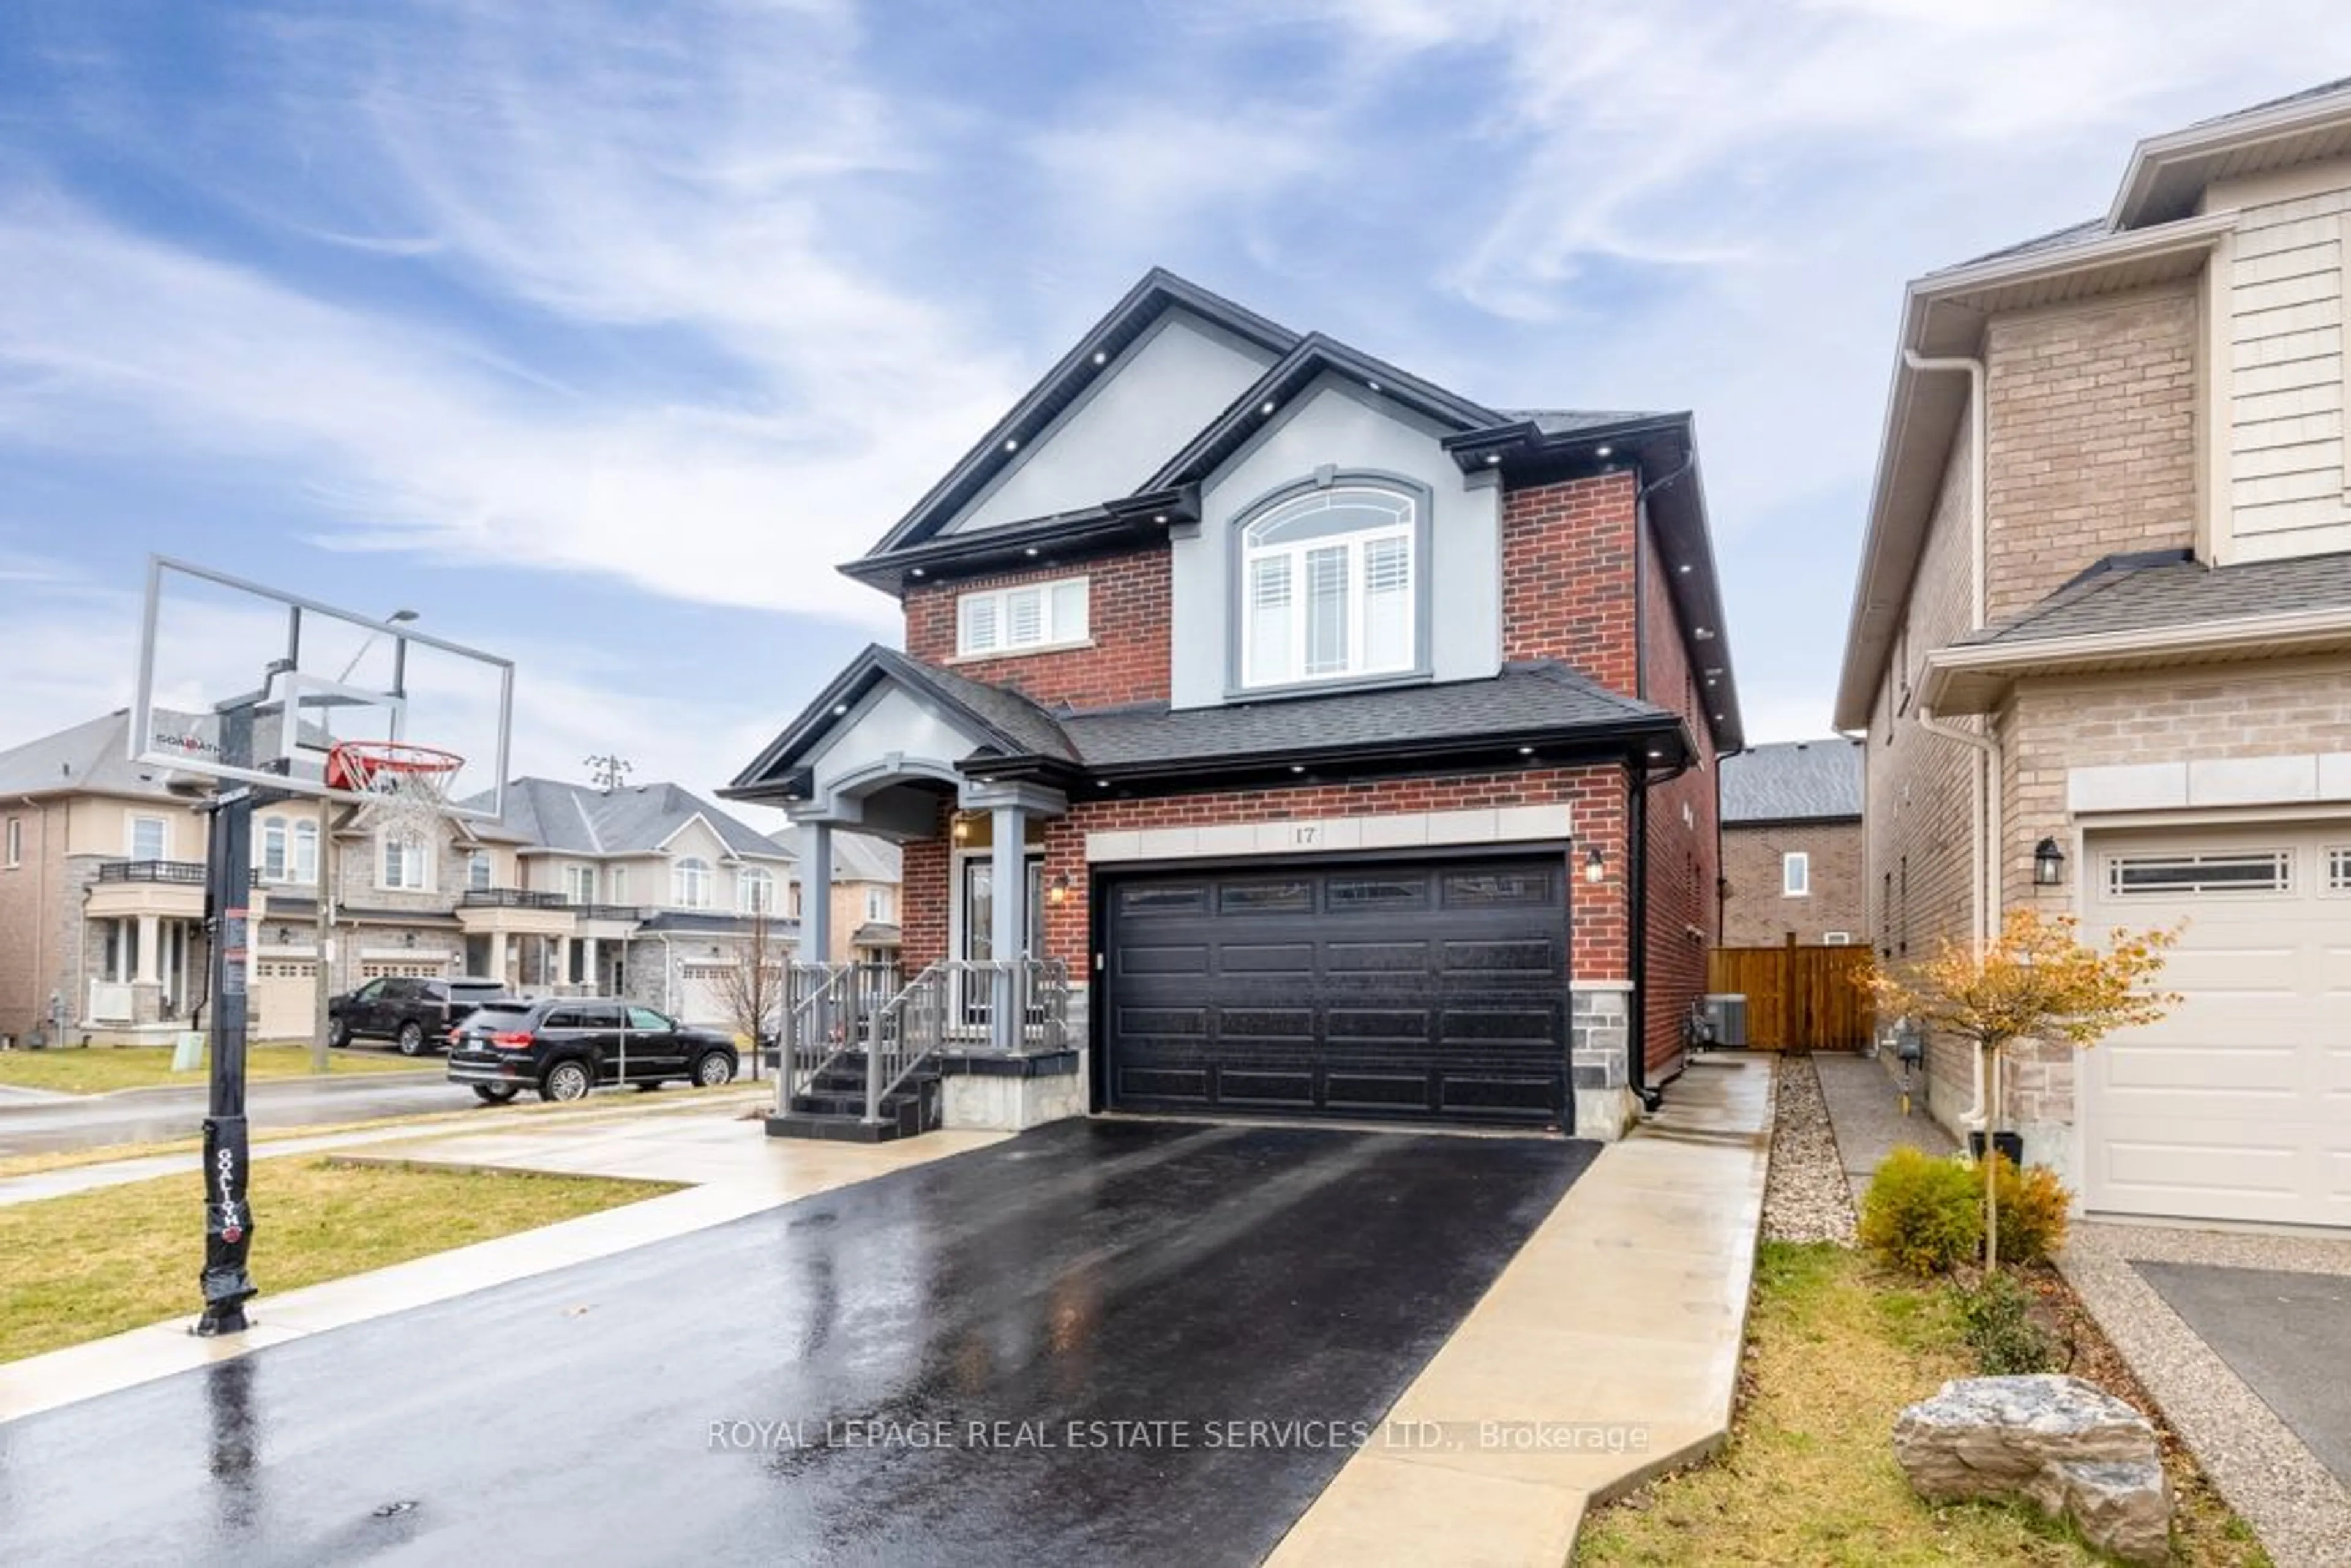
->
[1867,907,2179,1269]
[715,904,790,1083]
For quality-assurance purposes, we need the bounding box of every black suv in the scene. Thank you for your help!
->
[328,976,511,1056]
[446,999,738,1103]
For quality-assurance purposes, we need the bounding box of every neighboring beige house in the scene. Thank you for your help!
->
[1717,740,1865,947]
[1837,78,2351,1229]
[0,711,800,1044]
[784,826,901,966]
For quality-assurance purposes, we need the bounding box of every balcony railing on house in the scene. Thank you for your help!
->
[459,888,570,909]
[779,958,1070,1124]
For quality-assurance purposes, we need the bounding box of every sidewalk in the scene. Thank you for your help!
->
[1268,1054,1774,1565]
[1811,1051,1954,1198]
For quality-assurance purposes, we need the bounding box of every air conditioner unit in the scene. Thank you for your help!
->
[1701,993,1748,1049]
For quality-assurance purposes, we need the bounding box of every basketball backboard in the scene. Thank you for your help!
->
[131,557,513,820]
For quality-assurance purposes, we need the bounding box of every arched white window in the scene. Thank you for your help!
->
[380,831,429,891]
[673,855,711,909]
[293,819,318,885]
[1239,483,1419,689]
[739,866,775,914]
[260,816,290,882]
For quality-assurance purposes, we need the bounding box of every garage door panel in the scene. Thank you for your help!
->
[1120,944,1210,976]
[1325,941,1431,973]
[1119,1007,1209,1037]
[2096,1042,2299,1092]
[1325,1008,1430,1041]
[1105,855,1567,1128]
[1219,943,1316,974]
[2086,827,2347,1226]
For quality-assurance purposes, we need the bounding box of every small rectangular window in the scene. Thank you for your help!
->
[1783,852,1811,898]
[2106,850,2291,897]
[1326,874,1428,910]
[1442,870,1553,907]
[129,814,167,862]
[1823,932,1853,946]
[1218,879,1313,914]
[1117,884,1205,917]
[4,816,20,868]
[956,576,1088,657]
[2331,849,2351,893]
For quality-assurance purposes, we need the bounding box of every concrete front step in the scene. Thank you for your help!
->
[769,1074,943,1143]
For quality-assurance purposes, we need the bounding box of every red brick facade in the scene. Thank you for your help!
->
[1636,539,1719,1073]
[902,548,1171,709]
[883,460,1719,1091]
[1501,470,1640,692]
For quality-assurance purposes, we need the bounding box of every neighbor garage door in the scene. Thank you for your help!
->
[2083,826,2351,1228]
[1102,855,1569,1128]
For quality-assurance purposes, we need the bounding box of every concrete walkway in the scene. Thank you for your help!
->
[0,1100,1001,1425]
[1812,1051,1954,1199]
[1269,1054,1774,1565]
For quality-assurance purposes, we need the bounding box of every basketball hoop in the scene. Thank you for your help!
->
[326,741,465,842]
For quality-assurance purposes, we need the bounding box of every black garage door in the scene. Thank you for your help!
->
[1101,855,1569,1127]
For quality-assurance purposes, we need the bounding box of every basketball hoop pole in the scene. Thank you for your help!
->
[195,784,263,1335]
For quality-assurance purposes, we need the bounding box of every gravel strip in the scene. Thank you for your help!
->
[2061,1223,2351,1568]
[1762,1054,1856,1245]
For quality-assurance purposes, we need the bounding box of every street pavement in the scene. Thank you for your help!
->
[0,1071,473,1158]
[0,1118,1592,1566]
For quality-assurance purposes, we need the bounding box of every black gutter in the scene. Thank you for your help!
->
[839,486,1201,595]
[969,715,1689,795]
[1626,443,1701,1114]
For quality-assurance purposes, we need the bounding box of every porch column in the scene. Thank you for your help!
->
[582,936,599,994]
[803,822,834,967]
[560,935,576,992]
[135,914,162,983]
[991,805,1024,1052]
[489,931,509,990]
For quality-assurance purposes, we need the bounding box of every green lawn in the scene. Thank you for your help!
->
[1575,1243,2269,1567]
[0,1157,680,1363]
[0,1043,422,1095]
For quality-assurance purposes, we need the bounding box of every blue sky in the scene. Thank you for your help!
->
[5,1,2350,825]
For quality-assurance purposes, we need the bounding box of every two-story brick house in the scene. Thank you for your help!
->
[729,270,1742,1139]
[1838,80,2351,1228]
[1717,739,1865,947]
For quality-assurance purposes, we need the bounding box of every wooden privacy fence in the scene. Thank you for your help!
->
[1707,943,1877,1051]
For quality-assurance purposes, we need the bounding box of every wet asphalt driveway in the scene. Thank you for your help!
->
[0,1118,1593,1566]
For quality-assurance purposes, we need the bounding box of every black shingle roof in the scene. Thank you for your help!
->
[1719,740,1863,824]
[1956,551,2351,647]
[1057,662,1674,771]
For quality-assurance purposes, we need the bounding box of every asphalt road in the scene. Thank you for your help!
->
[0,1070,476,1157]
[0,1118,1593,1566]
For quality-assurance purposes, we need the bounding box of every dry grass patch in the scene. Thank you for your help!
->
[1575,1242,2269,1567]
[0,1045,421,1095]
[0,1157,678,1363]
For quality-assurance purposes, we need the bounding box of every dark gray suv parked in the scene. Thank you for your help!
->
[446,999,738,1103]
[328,975,511,1056]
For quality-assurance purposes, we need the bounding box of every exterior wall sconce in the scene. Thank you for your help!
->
[950,814,970,843]
[2033,838,2067,887]
[1583,846,1606,884]
[1048,872,1071,906]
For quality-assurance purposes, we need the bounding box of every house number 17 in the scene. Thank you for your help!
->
[1288,824,1319,846]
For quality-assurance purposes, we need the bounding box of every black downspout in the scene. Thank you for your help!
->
[1627,446,1701,1114]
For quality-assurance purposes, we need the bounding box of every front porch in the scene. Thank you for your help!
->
[767,956,1078,1141]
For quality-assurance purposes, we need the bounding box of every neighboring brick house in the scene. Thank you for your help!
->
[1717,740,1865,947]
[0,713,798,1045]
[1836,78,2351,1228]
[729,269,1743,1139]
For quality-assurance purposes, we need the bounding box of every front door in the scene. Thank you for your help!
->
[960,857,1045,1026]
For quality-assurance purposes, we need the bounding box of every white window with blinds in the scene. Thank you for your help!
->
[1240,484,1419,690]
[956,577,1089,658]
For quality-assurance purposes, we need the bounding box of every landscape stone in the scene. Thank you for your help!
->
[1893,1374,2171,1564]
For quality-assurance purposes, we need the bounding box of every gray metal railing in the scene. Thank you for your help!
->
[779,958,1071,1125]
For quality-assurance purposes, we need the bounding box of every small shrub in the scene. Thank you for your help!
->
[1989,1156,2072,1266]
[1859,1147,1983,1277]
[1956,1271,2055,1375]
